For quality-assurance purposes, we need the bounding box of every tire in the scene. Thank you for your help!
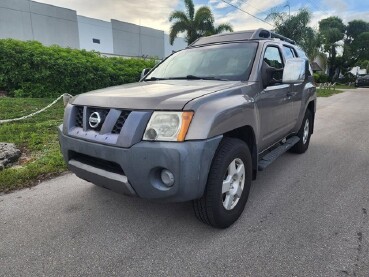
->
[193,137,252,229]
[290,109,313,154]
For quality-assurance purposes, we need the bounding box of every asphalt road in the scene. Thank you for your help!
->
[1,89,369,277]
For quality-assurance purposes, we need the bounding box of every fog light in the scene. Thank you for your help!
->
[145,128,158,140]
[161,169,175,187]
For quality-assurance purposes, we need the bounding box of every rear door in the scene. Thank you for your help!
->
[284,46,313,130]
[283,45,303,129]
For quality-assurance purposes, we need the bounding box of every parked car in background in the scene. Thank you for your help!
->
[356,74,369,87]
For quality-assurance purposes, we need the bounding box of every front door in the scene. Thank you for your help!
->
[256,45,291,151]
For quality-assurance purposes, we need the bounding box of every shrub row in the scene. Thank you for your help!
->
[0,39,155,98]
[313,72,329,83]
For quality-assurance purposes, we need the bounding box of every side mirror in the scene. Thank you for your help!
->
[261,61,284,88]
[261,61,276,88]
[282,58,306,84]
[140,68,151,80]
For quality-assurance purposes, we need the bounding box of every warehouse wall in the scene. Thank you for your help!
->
[112,20,164,59]
[0,0,185,58]
[30,1,79,48]
[0,0,34,41]
[164,34,187,57]
[78,16,114,53]
[0,0,79,48]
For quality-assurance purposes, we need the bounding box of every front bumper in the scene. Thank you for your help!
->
[58,126,221,202]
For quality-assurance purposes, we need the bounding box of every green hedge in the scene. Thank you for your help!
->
[0,39,155,98]
[313,72,329,83]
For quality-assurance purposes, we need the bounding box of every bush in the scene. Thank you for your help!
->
[358,60,369,72]
[0,39,155,98]
[313,72,329,83]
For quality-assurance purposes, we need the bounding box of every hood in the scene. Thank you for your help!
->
[71,80,240,110]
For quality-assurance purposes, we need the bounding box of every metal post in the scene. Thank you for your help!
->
[284,4,291,19]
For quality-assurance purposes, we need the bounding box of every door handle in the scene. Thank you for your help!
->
[287,91,296,98]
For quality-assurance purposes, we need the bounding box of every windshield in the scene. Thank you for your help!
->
[145,42,258,81]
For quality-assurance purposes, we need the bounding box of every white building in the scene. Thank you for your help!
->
[0,0,186,59]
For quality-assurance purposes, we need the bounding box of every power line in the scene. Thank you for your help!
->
[220,0,275,27]
[238,0,264,15]
[304,0,331,18]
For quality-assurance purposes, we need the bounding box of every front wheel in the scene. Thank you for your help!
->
[193,138,252,229]
[290,109,313,154]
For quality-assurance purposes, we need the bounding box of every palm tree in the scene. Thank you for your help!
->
[266,8,326,68]
[169,0,233,45]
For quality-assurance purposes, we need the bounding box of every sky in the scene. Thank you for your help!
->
[34,0,369,34]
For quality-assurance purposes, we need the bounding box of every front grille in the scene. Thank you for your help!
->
[72,106,131,135]
[86,108,109,131]
[69,151,125,175]
[75,106,84,128]
[112,111,131,134]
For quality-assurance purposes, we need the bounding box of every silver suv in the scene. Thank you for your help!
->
[59,29,316,228]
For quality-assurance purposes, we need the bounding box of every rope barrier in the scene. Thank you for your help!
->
[0,93,72,124]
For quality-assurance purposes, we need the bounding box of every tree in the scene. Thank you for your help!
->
[319,16,346,80]
[358,60,369,72]
[169,0,233,45]
[266,8,321,62]
[267,8,310,42]
[344,20,369,65]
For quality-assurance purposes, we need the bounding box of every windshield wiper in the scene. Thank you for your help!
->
[144,77,168,81]
[145,76,229,81]
[170,75,229,81]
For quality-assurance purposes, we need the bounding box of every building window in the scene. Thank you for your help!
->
[92,38,100,44]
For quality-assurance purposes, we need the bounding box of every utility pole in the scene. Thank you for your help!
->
[284,3,291,19]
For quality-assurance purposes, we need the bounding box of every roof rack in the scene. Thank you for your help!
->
[250,29,296,45]
[190,28,296,47]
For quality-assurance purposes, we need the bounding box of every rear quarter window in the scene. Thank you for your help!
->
[283,46,296,59]
[295,47,313,76]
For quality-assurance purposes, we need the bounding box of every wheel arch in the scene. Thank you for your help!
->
[223,125,258,180]
[307,100,315,134]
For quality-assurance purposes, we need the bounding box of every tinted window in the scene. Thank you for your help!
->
[283,46,296,59]
[264,46,283,69]
[146,42,258,81]
[296,48,308,59]
[263,46,284,82]
[294,47,313,76]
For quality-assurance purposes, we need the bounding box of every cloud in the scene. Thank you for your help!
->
[209,0,284,31]
[33,0,369,36]
[34,0,180,32]
[322,0,348,13]
[309,8,369,30]
[214,2,229,9]
[343,11,369,23]
[34,0,283,34]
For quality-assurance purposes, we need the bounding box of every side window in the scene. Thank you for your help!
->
[295,48,313,76]
[264,46,284,69]
[263,46,284,82]
[283,46,296,59]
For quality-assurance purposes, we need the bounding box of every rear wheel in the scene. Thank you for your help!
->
[290,109,313,154]
[193,138,252,229]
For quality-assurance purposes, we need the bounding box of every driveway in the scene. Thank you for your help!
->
[1,89,368,276]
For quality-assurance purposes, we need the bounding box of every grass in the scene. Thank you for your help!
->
[0,97,67,192]
[317,85,356,97]
[335,84,357,90]
[317,88,345,97]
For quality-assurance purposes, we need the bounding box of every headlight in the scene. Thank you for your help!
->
[143,111,194,142]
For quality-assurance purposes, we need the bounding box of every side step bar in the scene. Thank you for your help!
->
[258,136,300,171]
